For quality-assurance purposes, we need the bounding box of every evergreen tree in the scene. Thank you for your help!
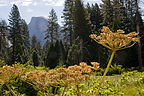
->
[125,0,136,32]
[74,0,93,62]
[20,19,31,63]
[112,0,122,31]
[74,0,92,41]
[45,40,66,68]
[45,43,58,68]
[101,0,113,27]
[66,43,81,66]
[31,35,38,49]
[32,51,40,67]
[43,40,50,57]
[31,35,42,52]
[31,35,43,66]
[119,1,131,33]
[0,20,8,61]
[86,3,110,66]
[42,40,50,65]
[120,0,143,67]
[8,4,25,64]
[59,40,67,64]
[141,19,144,65]
[61,0,75,47]
[45,8,60,43]
[21,19,30,49]
[87,3,103,31]
[136,0,143,68]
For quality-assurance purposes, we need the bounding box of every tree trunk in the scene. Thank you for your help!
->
[136,0,143,68]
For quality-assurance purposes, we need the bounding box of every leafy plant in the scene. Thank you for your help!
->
[0,60,6,67]
[0,64,25,96]
[90,26,139,96]
[21,62,99,96]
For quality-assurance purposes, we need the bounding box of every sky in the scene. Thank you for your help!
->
[0,0,102,25]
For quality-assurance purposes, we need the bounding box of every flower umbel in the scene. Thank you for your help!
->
[90,26,139,51]
[90,26,139,96]
[22,62,99,96]
[0,65,25,96]
[0,64,24,85]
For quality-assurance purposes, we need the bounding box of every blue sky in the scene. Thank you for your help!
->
[0,0,102,25]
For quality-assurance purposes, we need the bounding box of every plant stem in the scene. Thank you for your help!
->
[62,86,66,96]
[54,86,58,95]
[6,84,17,96]
[76,85,81,96]
[96,51,116,96]
[42,92,44,96]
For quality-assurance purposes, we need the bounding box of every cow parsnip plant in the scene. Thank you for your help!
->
[57,62,99,96]
[0,65,25,96]
[21,62,99,96]
[90,26,139,96]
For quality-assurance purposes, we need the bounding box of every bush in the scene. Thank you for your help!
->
[0,60,6,67]
[96,64,124,76]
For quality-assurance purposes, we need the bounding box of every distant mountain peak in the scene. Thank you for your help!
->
[39,16,48,20]
[28,16,49,45]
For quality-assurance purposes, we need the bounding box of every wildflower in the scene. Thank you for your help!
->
[90,26,139,96]
[90,26,139,51]
[22,62,99,96]
[101,26,111,33]
[22,70,50,92]
[0,65,24,84]
[116,29,125,33]
[91,62,100,70]
[0,65,24,96]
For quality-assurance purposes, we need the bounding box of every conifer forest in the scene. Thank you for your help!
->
[0,0,144,96]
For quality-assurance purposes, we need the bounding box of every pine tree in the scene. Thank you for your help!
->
[8,4,25,64]
[45,40,66,68]
[0,20,8,61]
[101,0,113,27]
[42,40,50,65]
[61,0,75,47]
[121,0,143,67]
[32,51,40,67]
[66,43,81,66]
[20,19,31,64]
[86,3,109,65]
[31,35,42,52]
[45,8,60,43]
[31,35,38,49]
[59,40,67,64]
[74,0,93,62]
[136,0,143,68]
[87,3,103,31]
[120,1,131,33]
[21,19,30,49]
[45,42,58,68]
[112,0,122,31]
[125,0,136,32]
[43,40,50,57]
[31,35,43,66]
[74,0,92,41]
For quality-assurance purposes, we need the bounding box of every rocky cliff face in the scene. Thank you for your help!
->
[28,16,48,45]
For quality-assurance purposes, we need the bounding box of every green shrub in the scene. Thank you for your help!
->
[0,60,6,67]
[96,64,124,76]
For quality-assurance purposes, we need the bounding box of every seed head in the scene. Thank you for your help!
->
[90,26,139,51]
